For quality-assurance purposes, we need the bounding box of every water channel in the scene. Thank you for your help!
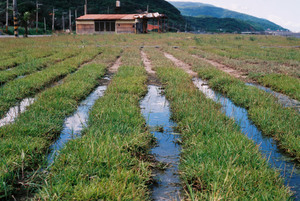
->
[193,78,300,200]
[140,85,182,200]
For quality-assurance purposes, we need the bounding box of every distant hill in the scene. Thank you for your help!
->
[170,1,288,31]
[185,16,262,33]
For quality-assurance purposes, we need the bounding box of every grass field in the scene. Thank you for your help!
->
[0,33,299,200]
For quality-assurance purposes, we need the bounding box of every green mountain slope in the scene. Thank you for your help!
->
[185,16,262,33]
[170,1,287,31]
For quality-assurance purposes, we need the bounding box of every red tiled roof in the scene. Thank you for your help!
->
[76,14,137,21]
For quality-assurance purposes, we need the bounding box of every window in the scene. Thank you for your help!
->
[95,21,115,32]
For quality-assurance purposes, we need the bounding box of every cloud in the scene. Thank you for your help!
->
[267,15,300,32]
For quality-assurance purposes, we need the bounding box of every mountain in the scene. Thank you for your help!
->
[0,0,185,29]
[169,1,288,31]
[185,16,262,33]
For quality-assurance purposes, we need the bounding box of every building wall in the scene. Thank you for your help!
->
[76,19,139,34]
[76,21,95,34]
[116,20,136,33]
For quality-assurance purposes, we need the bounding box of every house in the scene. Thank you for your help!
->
[76,13,167,34]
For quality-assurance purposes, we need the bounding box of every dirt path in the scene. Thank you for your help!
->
[141,50,161,85]
[141,50,156,75]
[108,56,122,73]
[163,52,198,77]
[192,55,248,80]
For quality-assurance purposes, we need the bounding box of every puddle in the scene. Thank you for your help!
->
[246,83,300,112]
[140,85,182,200]
[194,78,300,200]
[47,83,108,166]
[0,98,35,127]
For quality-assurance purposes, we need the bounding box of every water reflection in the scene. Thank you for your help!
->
[194,78,300,200]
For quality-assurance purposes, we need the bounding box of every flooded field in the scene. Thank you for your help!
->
[141,85,182,200]
[194,78,300,200]
[0,33,299,200]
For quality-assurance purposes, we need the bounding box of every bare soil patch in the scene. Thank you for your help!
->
[164,52,198,77]
[193,55,249,80]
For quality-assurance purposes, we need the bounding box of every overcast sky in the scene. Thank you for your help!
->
[167,0,300,32]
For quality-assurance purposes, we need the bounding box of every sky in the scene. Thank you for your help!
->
[167,0,300,32]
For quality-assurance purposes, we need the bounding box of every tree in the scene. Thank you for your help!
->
[20,11,33,37]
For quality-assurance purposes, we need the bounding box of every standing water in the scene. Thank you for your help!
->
[0,98,35,127]
[194,78,300,200]
[140,85,182,200]
[246,83,300,113]
[47,77,110,166]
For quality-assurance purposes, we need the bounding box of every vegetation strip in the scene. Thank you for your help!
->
[186,46,300,101]
[0,48,81,85]
[0,47,99,119]
[193,78,300,199]
[36,48,153,200]
[163,47,300,160]
[0,48,55,71]
[144,47,292,200]
[0,48,121,199]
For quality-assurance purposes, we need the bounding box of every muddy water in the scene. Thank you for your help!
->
[246,83,300,112]
[194,78,300,200]
[0,98,35,127]
[47,77,109,166]
[141,85,182,200]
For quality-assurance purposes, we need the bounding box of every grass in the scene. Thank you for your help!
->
[162,47,300,160]
[0,33,298,200]
[36,47,153,200]
[256,73,300,101]
[0,48,121,199]
[144,47,292,200]
[0,48,81,85]
[0,47,55,70]
[0,47,100,119]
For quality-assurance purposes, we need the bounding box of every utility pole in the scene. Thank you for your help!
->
[147,5,149,13]
[69,9,72,33]
[107,6,109,14]
[13,0,18,37]
[6,0,8,33]
[36,1,43,33]
[44,17,46,33]
[62,12,67,31]
[52,8,58,32]
[84,0,87,15]
[75,9,77,19]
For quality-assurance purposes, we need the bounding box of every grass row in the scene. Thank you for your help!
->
[185,47,300,100]
[0,48,81,85]
[0,48,121,199]
[36,48,153,200]
[0,47,100,118]
[0,47,55,70]
[163,47,300,160]
[144,47,292,200]
[255,73,300,101]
